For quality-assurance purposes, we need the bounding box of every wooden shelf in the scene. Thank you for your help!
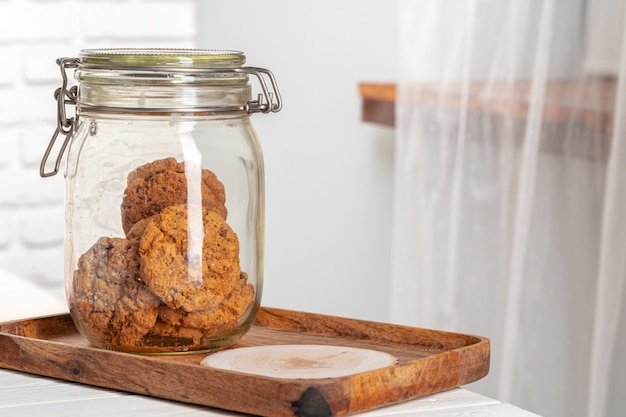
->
[359,79,617,130]
[359,83,396,127]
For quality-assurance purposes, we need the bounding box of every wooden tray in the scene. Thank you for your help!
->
[0,307,489,417]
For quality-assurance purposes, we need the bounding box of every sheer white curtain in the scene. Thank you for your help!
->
[391,1,626,416]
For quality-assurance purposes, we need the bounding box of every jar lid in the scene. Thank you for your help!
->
[41,50,281,177]
[78,48,246,69]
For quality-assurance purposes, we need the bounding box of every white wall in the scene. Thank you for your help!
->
[0,0,196,304]
[0,0,398,323]
[197,1,398,321]
[585,0,626,74]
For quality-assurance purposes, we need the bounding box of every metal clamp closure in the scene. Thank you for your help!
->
[40,59,282,178]
[73,66,283,115]
[240,67,282,114]
[40,57,79,177]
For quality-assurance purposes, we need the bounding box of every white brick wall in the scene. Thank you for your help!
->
[0,0,197,302]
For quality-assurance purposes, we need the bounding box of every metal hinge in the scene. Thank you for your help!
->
[39,59,282,178]
[40,57,79,178]
[241,67,282,114]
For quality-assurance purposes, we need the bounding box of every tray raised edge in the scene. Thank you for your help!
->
[0,307,490,417]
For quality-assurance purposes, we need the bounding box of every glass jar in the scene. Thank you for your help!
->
[40,49,281,354]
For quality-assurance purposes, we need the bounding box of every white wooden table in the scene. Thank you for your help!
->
[0,369,539,417]
[0,271,539,417]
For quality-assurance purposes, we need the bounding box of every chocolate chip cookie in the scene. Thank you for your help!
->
[157,274,254,333]
[139,204,241,312]
[121,157,227,234]
[70,237,160,347]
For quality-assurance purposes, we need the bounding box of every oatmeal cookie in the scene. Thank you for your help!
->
[126,215,154,243]
[139,204,241,312]
[121,157,227,234]
[70,237,160,347]
[157,274,254,332]
[143,319,206,348]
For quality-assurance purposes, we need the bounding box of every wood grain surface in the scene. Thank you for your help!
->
[358,79,617,129]
[0,307,489,417]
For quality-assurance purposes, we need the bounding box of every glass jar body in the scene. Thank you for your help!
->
[64,111,264,353]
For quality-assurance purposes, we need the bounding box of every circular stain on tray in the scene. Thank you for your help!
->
[201,344,398,379]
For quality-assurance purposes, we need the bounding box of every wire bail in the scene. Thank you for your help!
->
[39,57,282,178]
[40,57,79,178]
[242,67,282,114]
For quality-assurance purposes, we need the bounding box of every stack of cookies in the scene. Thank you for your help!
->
[69,158,254,352]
